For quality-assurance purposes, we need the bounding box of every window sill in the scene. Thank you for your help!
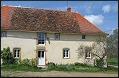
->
[82,39,85,40]
[37,44,46,46]
[14,57,20,58]
[86,57,91,59]
[63,57,70,59]
[55,39,60,40]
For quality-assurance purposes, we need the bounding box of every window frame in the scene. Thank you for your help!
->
[85,50,91,59]
[82,35,86,40]
[55,33,60,40]
[1,31,7,37]
[63,48,70,59]
[38,33,46,45]
[13,48,21,58]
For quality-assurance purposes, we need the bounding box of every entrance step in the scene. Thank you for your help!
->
[37,65,48,70]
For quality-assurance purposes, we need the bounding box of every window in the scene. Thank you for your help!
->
[55,33,60,40]
[82,35,85,40]
[1,31,7,37]
[86,50,91,58]
[38,50,44,58]
[38,33,46,45]
[13,48,20,58]
[63,48,70,58]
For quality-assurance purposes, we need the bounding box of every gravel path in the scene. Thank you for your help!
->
[1,70,118,77]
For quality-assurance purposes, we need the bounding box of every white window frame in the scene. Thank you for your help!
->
[82,35,86,40]
[63,49,70,59]
[38,33,46,46]
[1,31,7,37]
[14,49,20,58]
[86,50,91,58]
[55,33,60,40]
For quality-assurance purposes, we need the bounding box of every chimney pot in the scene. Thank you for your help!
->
[67,7,72,12]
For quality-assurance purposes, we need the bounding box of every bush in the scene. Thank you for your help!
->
[96,58,104,69]
[46,62,55,70]
[74,62,87,66]
[15,58,22,64]
[55,64,67,71]
[21,59,31,66]
[30,58,38,67]
[1,47,16,65]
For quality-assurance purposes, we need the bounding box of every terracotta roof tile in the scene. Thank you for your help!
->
[75,13,104,34]
[1,6,107,35]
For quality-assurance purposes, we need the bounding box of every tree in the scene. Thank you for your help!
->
[106,29,118,58]
[1,47,16,64]
[92,32,108,69]
[77,32,108,69]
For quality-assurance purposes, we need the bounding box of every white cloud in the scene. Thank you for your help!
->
[86,6,92,14]
[102,5,111,13]
[84,14,104,25]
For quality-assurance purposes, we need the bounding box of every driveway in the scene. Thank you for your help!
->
[1,70,118,77]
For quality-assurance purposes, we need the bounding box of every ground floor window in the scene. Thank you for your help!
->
[63,48,70,59]
[13,48,20,58]
[85,50,91,58]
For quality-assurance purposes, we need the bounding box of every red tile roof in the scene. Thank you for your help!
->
[1,6,107,35]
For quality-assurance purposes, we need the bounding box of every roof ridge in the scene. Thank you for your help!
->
[2,5,72,13]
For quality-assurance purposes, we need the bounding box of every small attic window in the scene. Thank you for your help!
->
[82,35,85,40]
[55,33,60,40]
[1,31,7,37]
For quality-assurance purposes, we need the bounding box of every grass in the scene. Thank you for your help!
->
[1,64,45,72]
[108,58,118,66]
[1,63,118,74]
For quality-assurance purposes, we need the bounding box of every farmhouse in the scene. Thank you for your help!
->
[1,6,107,67]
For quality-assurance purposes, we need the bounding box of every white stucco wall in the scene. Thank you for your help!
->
[1,31,99,65]
[46,33,97,65]
[1,31,36,60]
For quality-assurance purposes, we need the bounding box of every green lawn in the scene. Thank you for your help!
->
[1,64,45,72]
[108,58,118,66]
[1,64,118,74]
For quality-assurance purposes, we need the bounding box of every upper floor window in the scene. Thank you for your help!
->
[13,48,20,58]
[1,31,7,37]
[55,33,60,40]
[63,48,70,59]
[38,33,46,45]
[82,35,85,40]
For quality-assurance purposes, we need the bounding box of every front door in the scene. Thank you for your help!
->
[38,50,45,65]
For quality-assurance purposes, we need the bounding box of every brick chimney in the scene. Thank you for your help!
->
[67,7,72,12]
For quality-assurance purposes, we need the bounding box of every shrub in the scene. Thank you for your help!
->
[96,58,104,69]
[1,47,16,65]
[55,64,67,71]
[15,58,22,64]
[74,62,87,66]
[21,58,31,66]
[30,58,38,67]
[46,62,55,70]
[74,62,83,66]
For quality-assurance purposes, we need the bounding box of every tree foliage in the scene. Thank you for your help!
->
[1,47,16,64]
[77,32,108,69]
[106,29,118,58]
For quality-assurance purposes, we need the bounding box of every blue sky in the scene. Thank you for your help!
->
[1,1,118,35]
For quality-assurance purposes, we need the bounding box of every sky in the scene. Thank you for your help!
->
[1,1,118,35]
